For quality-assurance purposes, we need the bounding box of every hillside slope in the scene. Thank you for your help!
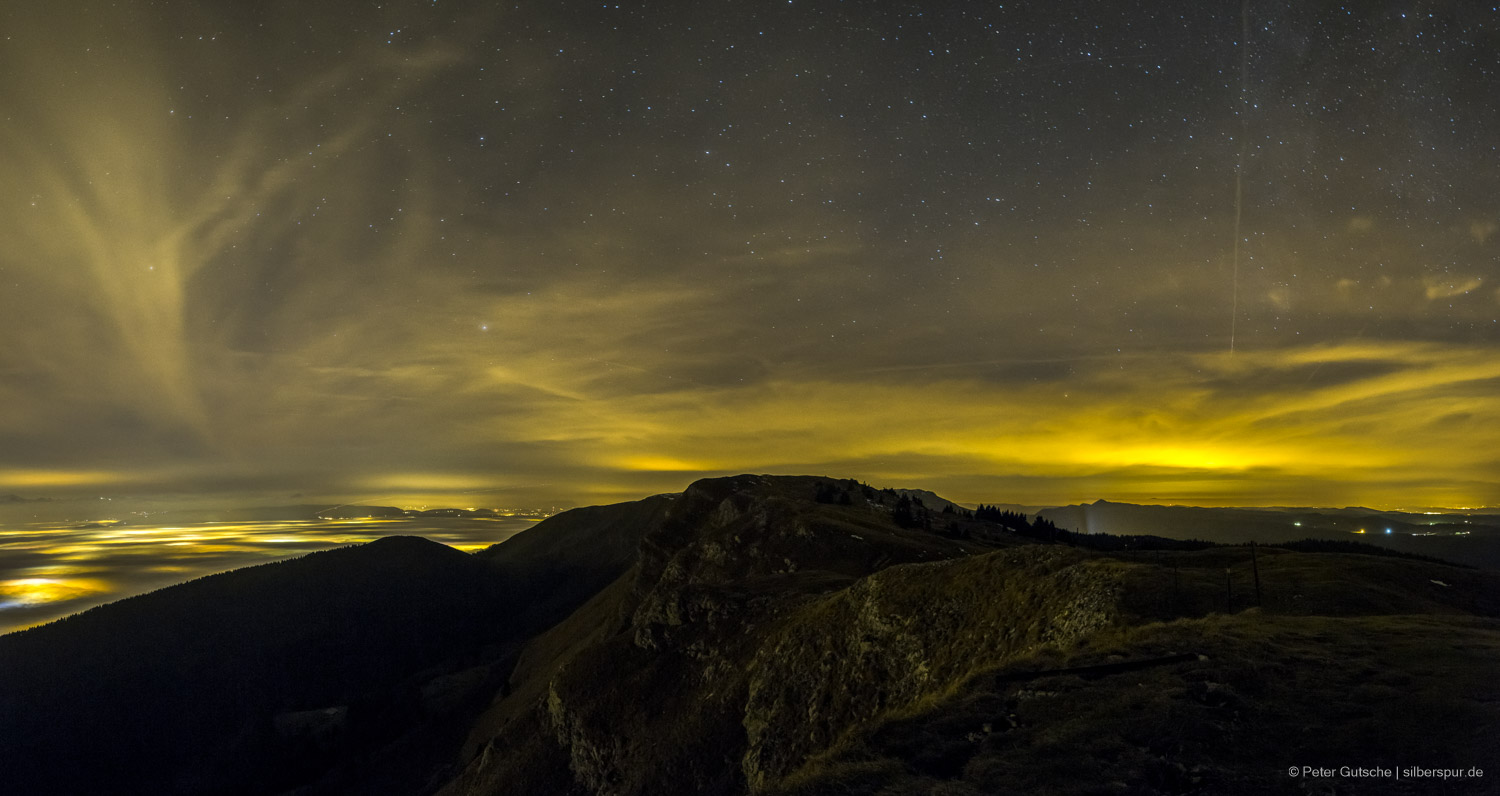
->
[4,475,1497,795]
[0,494,668,796]
[0,536,509,795]
[438,476,1500,796]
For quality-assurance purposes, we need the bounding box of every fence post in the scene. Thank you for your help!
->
[1224,567,1233,613]
[1250,541,1263,607]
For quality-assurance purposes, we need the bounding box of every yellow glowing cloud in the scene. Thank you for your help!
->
[615,455,715,472]
[0,577,113,608]
[1229,343,1500,427]
[1424,277,1484,300]
[1,4,466,455]
[358,473,502,492]
[0,469,126,488]
[0,5,1492,516]
[1069,445,1278,472]
[467,338,1500,509]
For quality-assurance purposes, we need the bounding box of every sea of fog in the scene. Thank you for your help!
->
[0,515,538,635]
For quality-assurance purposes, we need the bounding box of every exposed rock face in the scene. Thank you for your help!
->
[13,474,1497,796]
[547,674,628,794]
[441,475,1500,796]
[526,475,944,795]
[741,547,1126,789]
[443,476,1141,795]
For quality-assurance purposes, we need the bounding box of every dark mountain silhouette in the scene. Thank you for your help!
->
[438,476,1500,796]
[0,536,507,794]
[1,492,51,503]
[4,476,1499,795]
[0,492,665,796]
[408,507,500,518]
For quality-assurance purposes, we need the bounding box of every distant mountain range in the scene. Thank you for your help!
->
[22,503,546,525]
[1037,500,1500,568]
[3,475,1498,794]
[0,492,51,503]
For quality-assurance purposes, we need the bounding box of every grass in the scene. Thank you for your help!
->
[773,613,1500,795]
[440,476,1500,796]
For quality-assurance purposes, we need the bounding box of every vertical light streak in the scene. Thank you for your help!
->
[1230,0,1250,355]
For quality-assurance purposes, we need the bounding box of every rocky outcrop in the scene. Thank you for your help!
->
[447,475,1133,795]
[440,475,1500,796]
[11,473,1493,796]
[741,547,1126,789]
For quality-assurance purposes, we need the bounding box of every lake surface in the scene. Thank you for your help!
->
[0,516,538,635]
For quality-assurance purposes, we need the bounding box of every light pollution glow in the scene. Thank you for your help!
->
[1,1,1497,516]
[0,516,536,634]
[4,338,1496,510]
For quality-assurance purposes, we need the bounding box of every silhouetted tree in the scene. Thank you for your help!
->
[891,495,917,528]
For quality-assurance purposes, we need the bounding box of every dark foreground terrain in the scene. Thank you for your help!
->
[3,475,1498,794]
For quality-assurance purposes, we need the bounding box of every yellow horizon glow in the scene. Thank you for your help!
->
[477,340,1500,511]
[0,469,128,489]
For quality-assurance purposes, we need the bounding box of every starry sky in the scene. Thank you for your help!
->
[1,0,1496,511]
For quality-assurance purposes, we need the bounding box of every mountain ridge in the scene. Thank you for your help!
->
[438,475,1500,795]
[4,474,1498,795]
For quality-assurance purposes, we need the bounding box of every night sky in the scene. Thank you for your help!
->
[2,1,1497,510]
